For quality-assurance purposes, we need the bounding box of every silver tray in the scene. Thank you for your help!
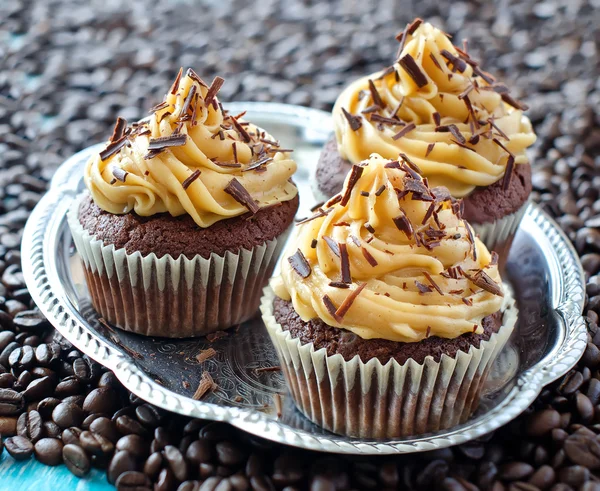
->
[22,102,587,455]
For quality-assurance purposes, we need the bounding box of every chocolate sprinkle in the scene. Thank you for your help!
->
[360,191,370,197]
[425,142,435,157]
[340,165,364,206]
[204,76,225,109]
[186,68,208,88]
[503,155,515,191]
[288,249,311,279]
[224,177,259,214]
[375,184,386,196]
[423,271,443,295]
[110,117,127,143]
[323,236,340,257]
[231,117,251,143]
[398,54,428,88]
[335,282,367,319]
[99,135,128,161]
[440,49,467,73]
[368,79,384,108]
[169,67,183,95]
[393,214,413,239]
[433,112,441,127]
[341,108,362,131]
[339,243,352,284]
[392,122,416,140]
[361,247,378,267]
[179,84,197,120]
[407,17,423,34]
[112,167,128,182]
[182,169,201,190]
[369,114,405,126]
[329,282,350,289]
[501,92,529,111]
[323,295,342,323]
[364,222,376,234]
[310,239,318,249]
[148,134,188,150]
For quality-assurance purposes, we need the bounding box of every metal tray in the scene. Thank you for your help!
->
[22,102,587,455]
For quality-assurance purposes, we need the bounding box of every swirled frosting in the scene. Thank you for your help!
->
[85,69,298,228]
[272,154,504,343]
[333,20,536,197]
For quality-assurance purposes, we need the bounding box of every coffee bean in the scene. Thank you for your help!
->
[563,434,600,469]
[52,402,84,429]
[62,427,83,445]
[63,443,91,477]
[54,377,83,398]
[200,423,235,442]
[527,409,561,437]
[558,465,589,487]
[528,465,555,489]
[0,388,24,415]
[576,393,594,422]
[559,371,584,395]
[34,438,63,466]
[82,413,104,429]
[179,434,194,455]
[216,441,246,467]
[250,476,276,491]
[178,482,201,491]
[0,415,17,436]
[43,421,61,438]
[143,451,163,479]
[8,345,34,370]
[83,387,119,415]
[72,357,92,383]
[135,404,163,427]
[13,311,47,330]
[4,435,33,460]
[116,434,149,460]
[108,450,139,484]
[90,416,120,443]
[187,439,213,466]
[0,332,15,352]
[155,468,176,491]
[0,372,16,389]
[17,410,43,443]
[116,415,148,437]
[80,430,114,456]
[499,462,534,481]
[23,376,55,401]
[164,445,188,481]
[115,471,152,490]
[0,342,20,369]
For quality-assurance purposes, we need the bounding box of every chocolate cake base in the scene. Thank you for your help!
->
[315,135,531,225]
[273,296,503,364]
[78,192,299,259]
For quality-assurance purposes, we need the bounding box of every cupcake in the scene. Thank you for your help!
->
[263,154,517,438]
[68,68,299,338]
[315,19,536,250]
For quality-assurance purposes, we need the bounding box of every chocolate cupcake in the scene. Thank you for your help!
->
[315,19,536,250]
[68,68,299,337]
[263,154,517,438]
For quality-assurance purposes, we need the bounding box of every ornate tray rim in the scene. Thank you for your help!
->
[22,102,587,455]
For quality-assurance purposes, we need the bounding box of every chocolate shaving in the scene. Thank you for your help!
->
[340,165,364,206]
[288,249,311,279]
[254,366,281,373]
[112,167,128,182]
[295,208,332,225]
[490,251,499,266]
[459,85,474,100]
[341,108,362,131]
[474,66,495,84]
[361,105,380,114]
[398,54,428,88]
[462,297,474,306]
[429,53,443,71]
[329,281,350,289]
[182,169,201,189]
[207,331,228,343]
[375,185,386,196]
[423,271,444,295]
[339,243,351,284]
[501,93,529,111]
[407,18,423,34]
[433,112,441,127]
[224,178,259,214]
[186,68,208,87]
[169,67,183,94]
[503,155,515,191]
[100,136,128,161]
[425,142,435,157]
[415,281,432,294]
[369,114,405,126]
[326,194,342,207]
[449,124,466,144]
[323,236,340,257]
[368,79,384,108]
[467,269,504,297]
[179,84,197,120]
[385,160,401,169]
[192,371,216,401]
[349,235,361,247]
[196,348,216,363]
[492,138,514,157]
[466,224,477,261]
[335,282,367,319]
[392,122,416,140]
[361,247,378,267]
[440,49,467,73]
[393,214,413,239]
[148,101,170,114]
[148,134,188,150]
[204,76,225,109]
[110,117,127,143]
[216,161,242,169]
[399,153,422,174]
[426,326,431,338]
[488,118,509,141]
[422,202,435,224]
[449,289,464,295]
[404,177,429,195]
[323,295,342,323]
[364,222,376,234]
[231,117,251,143]
[243,155,274,172]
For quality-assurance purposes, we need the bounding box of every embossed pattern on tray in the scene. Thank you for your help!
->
[22,103,586,454]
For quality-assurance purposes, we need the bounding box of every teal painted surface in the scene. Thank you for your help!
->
[0,450,114,491]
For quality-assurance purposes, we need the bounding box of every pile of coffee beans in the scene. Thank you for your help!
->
[1,0,600,489]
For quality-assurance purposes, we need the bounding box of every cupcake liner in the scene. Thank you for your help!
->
[471,200,529,252]
[67,194,291,338]
[260,287,518,439]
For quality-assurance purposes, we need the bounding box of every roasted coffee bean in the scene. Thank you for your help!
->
[150,426,171,453]
[13,311,47,330]
[30,367,57,382]
[135,404,163,427]
[62,426,83,445]
[115,471,152,491]
[63,443,91,477]
[80,430,115,456]
[23,376,55,401]
[90,416,120,443]
[34,343,60,366]
[34,438,63,466]
[108,450,139,484]
[178,434,194,455]
[0,372,16,389]
[155,468,176,491]
[249,475,276,491]
[62,395,85,407]
[200,463,218,479]
[17,410,43,443]
[143,452,163,479]
[116,415,148,437]
[0,332,15,352]
[499,462,534,481]
[187,439,213,466]
[82,413,104,429]
[563,434,600,469]
[116,434,149,460]
[52,402,84,429]
[0,413,18,436]
[558,465,589,487]
[4,435,34,460]
[576,393,594,422]
[200,423,235,442]
[98,371,119,389]
[54,377,83,398]
[528,409,561,437]
[0,388,24,415]
[14,370,32,391]
[164,445,188,481]
[272,453,304,486]
[8,345,34,370]
[528,465,555,489]
[83,387,119,415]
[216,441,246,467]
[73,357,93,383]
[43,421,61,438]
[177,482,201,491]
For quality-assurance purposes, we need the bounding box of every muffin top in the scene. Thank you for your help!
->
[272,154,504,343]
[333,19,536,198]
[85,68,297,228]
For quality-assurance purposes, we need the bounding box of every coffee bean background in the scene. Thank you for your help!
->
[1,0,600,489]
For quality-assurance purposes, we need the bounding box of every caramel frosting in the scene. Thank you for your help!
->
[85,68,298,228]
[272,154,504,343]
[333,20,536,198]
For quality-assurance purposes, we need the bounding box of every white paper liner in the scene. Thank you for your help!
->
[471,200,529,252]
[260,287,518,438]
[67,194,291,338]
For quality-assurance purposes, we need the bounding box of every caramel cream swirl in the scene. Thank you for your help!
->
[86,69,297,228]
[272,154,504,343]
[333,20,536,197]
